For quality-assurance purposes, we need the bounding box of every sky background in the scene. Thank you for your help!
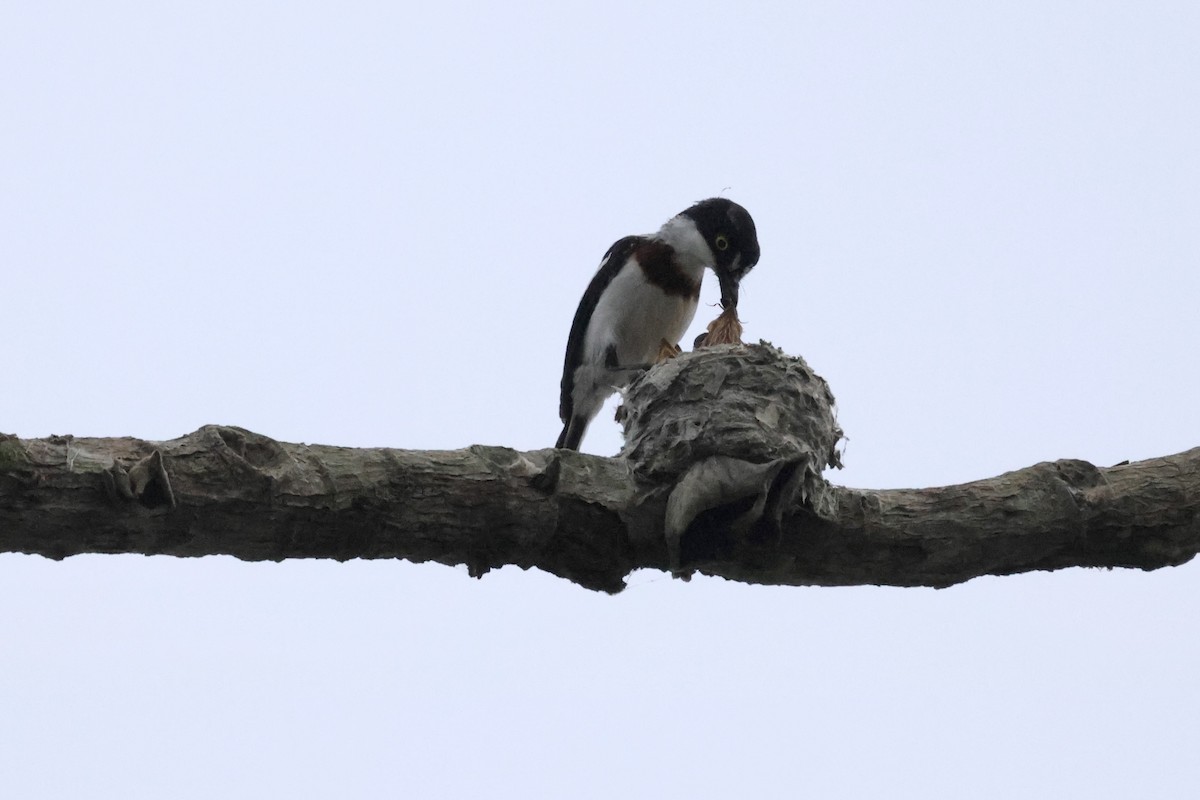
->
[2,1,1199,797]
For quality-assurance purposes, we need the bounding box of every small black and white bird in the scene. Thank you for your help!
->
[556,198,760,451]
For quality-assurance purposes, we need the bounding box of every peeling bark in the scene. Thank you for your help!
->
[1,346,1197,593]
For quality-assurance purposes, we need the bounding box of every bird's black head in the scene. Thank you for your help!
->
[680,198,760,309]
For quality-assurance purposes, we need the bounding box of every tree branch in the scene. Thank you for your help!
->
[2,346,1196,592]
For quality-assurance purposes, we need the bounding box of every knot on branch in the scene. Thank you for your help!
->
[619,342,844,573]
[103,449,176,509]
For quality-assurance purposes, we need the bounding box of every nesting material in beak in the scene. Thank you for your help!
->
[695,305,744,348]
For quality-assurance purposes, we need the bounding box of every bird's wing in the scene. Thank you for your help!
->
[559,235,641,423]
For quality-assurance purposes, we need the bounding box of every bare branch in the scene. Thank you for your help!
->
[2,345,1196,592]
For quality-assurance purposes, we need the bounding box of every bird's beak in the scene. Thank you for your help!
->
[718,271,740,310]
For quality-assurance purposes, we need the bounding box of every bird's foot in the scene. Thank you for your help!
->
[656,338,682,363]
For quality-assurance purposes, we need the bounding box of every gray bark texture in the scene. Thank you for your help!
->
[1,344,1196,593]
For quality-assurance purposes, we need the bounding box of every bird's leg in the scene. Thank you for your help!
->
[602,343,679,388]
[613,343,678,425]
[604,364,652,384]
[656,338,682,363]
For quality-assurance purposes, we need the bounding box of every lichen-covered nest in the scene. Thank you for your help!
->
[621,342,842,482]
[619,342,844,572]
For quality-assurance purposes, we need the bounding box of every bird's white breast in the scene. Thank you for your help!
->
[582,259,701,368]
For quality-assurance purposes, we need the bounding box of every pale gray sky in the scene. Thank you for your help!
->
[2,2,1198,797]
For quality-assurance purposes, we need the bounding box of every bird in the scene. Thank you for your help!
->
[556,198,760,451]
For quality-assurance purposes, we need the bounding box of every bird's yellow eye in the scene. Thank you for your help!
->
[715,234,730,251]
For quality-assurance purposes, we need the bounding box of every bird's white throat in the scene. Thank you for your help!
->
[655,215,714,277]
